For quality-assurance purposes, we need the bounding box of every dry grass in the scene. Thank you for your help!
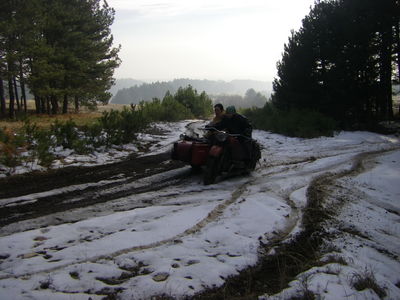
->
[0,113,101,131]
[0,102,128,131]
[350,268,386,298]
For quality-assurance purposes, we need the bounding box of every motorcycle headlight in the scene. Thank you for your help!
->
[216,132,228,142]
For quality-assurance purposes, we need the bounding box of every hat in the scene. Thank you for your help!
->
[226,106,236,114]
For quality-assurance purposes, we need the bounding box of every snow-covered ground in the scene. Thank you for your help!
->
[0,121,193,177]
[0,121,399,299]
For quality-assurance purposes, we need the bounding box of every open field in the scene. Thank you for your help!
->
[0,101,128,131]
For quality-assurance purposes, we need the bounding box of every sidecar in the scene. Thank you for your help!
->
[171,138,210,167]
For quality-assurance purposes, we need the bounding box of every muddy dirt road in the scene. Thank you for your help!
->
[0,125,399,300]
[0,152,189,234]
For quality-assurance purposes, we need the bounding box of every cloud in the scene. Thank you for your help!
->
[109,0,269,19]
[107,0,315,81]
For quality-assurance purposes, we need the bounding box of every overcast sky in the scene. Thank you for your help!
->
[107,0,315,82]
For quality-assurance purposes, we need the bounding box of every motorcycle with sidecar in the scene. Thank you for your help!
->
[171,127,261,185]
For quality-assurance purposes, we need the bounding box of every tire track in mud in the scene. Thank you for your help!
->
[1,129,397,285]
[0,180,251,280]
[0,153,188,229]
[193,148,399,299]
[1,146,363,279]
[0,121,203,229]
[229,146,400,260]
[0,147,375,280]
[0,147,396,283]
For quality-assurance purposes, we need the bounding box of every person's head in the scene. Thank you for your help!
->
[214,103,224,117]
[225,105,236,118]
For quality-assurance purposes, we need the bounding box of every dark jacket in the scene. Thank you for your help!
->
[213,113,252,137]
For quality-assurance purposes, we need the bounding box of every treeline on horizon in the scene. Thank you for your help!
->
[244,0,400,136]
[111,78,270,108]
[0,0,120,118]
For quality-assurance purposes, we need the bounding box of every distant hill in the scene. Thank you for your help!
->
[111,78,272,104]
[108,78,143,97]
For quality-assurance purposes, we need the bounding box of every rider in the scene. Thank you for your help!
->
[210,103,225,125]
[208,105,253,161]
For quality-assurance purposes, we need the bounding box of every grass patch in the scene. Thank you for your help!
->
[350,268,386,298]
[192,175,336,299]
[0,112,102,131]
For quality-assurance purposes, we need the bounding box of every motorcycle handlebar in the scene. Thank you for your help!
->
[201,126,251,140]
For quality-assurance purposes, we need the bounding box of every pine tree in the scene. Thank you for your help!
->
[0,0,120,117]
[272,0,399,127]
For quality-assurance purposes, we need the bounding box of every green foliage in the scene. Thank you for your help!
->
[99,107,147,145]
[0,86,213,172]
[51,119,79,149]
[82,122,104,148]
[129,86,211,122]
[161,94,192,121]
[0,128,25,170]
[173,85,213,118]
[272,0,399,127]
[214,88,268,109]
[1,0,121,115]
[140,99,165,122]
[33,130,55,167]
[243,102,336,138]
[22,119,39,147]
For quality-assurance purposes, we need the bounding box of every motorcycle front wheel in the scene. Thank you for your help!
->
[203,156,220,185]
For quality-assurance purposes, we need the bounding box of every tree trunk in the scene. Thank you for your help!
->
[41,96,46,114]
[51,95,59,114]
[74,96,79,113]
[46,96,51,114]
[19,62,27,113]
[34,95,41,114]
[62,94,68,114]
[13,77,21,112]
[0,77,6,117]
[8,78,15,119]
[395,21,400,84]
[379,24,393,120]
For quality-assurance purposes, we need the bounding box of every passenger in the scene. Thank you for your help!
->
[212,105,253,161]
[213,105,252,138]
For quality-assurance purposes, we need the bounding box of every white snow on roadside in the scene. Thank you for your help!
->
[262,150,400,300]
[0,121,195,177]
[0,121,399,299]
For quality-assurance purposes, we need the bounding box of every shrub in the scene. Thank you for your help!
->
[51,119,80,149]
[22,119,39,147]
[0,128,27,171]
[162,97,192,121]
[99,107,149,145]
[242,102,336,138]
[350,268,386,298]
[173,86,213,118]
[33,130,55,167]
[82,122,105,148]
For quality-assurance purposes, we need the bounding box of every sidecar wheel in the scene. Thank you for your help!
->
[203,157,219,185]
[190,165,201,174]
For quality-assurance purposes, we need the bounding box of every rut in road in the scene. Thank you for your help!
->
[0,152,187,229]
[1,148,388,281]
